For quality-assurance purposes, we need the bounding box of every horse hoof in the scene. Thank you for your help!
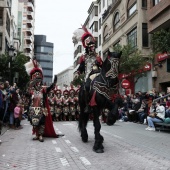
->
[93,148,104,153]
[82,138,88,143]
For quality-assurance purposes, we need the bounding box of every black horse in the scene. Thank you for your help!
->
[78,50,123,153]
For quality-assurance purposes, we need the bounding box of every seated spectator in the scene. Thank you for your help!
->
[127,98,141,122]
[165,96,170,118]
[137,99,148,124]
[145,101,165,131]
[119,95,128,121]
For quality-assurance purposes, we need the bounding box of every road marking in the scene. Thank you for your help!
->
[71,147,79,152]
[55,147,62,152]
[65,140,71,144]
[100,130,123,139]
[23,124,29,125]
[60,158,70,166]
[58,131,62,134]
[63,123,73,126]
[79,157,91,165]
[52,140,57,144]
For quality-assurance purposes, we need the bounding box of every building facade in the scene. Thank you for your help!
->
[19,0,35,59]
[34,35,53,85]
[147,0,170,93]
[57,66,74,89]
[0,0,12,54]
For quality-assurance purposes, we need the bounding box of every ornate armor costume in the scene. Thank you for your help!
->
[73,26,103,113]
[54,88,63,121]
[69,86,77,120]
[48,90,55,119]
[62,89,70,121]
[24,58,58,142]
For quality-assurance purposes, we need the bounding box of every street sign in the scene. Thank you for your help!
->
[121,79,130,89]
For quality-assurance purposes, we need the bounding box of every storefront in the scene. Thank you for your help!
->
[119,63,152,95]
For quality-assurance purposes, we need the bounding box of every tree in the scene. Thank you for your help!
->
[151,29,170,54]
[0,52,29,90]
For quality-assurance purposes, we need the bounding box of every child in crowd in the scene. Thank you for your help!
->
[14,103,23,130]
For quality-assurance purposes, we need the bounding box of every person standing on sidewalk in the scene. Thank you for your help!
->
[24,58,58,142]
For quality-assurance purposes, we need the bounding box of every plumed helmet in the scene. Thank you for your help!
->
[63,89,69,95]
[72,26,95,48]
[69,85,75,95]
[24,58,43,81]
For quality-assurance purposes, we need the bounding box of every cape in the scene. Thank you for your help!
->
[43,95,58,138]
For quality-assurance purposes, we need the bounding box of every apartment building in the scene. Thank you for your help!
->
[101,0,152,93]
[19,0,35,59]
[0,0,12,54]
[57,66,74,90]
[147,0,170,92]
[34,35,53,85]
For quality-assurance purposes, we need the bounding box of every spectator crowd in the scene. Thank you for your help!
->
[0,81,29,133]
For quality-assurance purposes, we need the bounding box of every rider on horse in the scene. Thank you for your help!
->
[74,26,103,113]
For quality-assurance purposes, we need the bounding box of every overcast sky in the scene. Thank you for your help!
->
[34,0,93,75]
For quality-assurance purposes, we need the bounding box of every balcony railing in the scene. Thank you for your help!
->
[27,2,34,12]
[25,44,32,50]
[26,11,33,19]
[24,36,33,43]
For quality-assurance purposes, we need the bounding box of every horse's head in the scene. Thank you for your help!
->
[102,50,122,79]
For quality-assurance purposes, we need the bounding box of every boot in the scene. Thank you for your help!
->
[39,135,44,142]
[84,90,91,114]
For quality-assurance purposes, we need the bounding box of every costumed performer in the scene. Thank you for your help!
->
[24,58,61,142]
[73,26,103,113]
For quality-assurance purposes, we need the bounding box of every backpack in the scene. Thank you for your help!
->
[164,117,170,124]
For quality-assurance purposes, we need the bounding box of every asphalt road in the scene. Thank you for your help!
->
[0,120,170,170]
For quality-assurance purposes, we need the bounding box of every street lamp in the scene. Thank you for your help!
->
[8,45,15,85]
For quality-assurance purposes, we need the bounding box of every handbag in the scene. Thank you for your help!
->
[149,112,156,118]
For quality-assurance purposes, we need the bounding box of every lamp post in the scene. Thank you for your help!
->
[8,45,15,85]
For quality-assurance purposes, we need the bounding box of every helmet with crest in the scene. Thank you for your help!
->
[54,86,62,95]
[72,25,95,49]
[69,85,75,97]
[24,58,43,81]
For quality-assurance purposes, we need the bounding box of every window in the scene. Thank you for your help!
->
[0,8,3,26]
[142,23,148,47]
[99,18,101,30]
[103,25,109,42]
[0,33,2,49]
[152,0,161,6]
[127,0,137,17]
[95,37,98,48]
[103,0,105,8]
[95,6,98,16]
[113,12,120,31]
[127,27,137,48]
[6,14,10,36]
[90,21,98,33]
[99,2,101,13]
[142,0,147,8]
[99,34,101,46]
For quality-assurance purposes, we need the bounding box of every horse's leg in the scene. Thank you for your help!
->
[93,107,104,153]
[78,107,89,143]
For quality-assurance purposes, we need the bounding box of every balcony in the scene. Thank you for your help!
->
[24,36,33,44]
[25,44,32,51]
[26,20,33,28]
[27,2,34,12]
[26,11,33,20]
[23,27,33,35]
[102,0,121,21]
[148,0,170,21]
